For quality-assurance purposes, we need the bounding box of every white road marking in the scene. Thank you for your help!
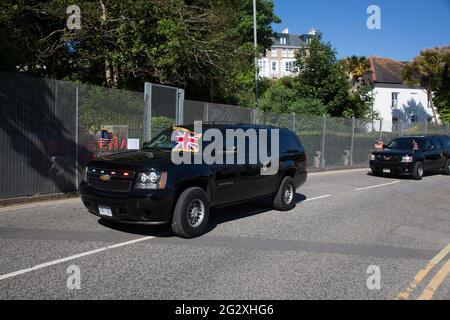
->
[309,168,369,176]
[0,236,155,281]
[354,181,401,191]
[0,198,80,213]
[303,194,331,202]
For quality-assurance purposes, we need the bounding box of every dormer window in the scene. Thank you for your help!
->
[280,37,287,45]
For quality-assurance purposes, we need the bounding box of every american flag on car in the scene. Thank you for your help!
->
[172,127,202,152]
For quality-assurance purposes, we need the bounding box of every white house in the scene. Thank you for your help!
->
[368,57,436,132]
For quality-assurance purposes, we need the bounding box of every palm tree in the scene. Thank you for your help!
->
[339,55,371,90]
[403,47,449,124]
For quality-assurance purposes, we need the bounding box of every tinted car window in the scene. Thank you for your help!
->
[387,138,424,150]
[431,137,442,149]
[280,132,301,154]
[438,136,450,149]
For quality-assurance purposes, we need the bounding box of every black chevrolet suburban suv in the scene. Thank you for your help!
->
[370,135,450,180]
[80,124,308,238]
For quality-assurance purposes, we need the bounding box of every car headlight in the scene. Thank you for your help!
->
[135,171,167,189]
[401,155,413,163]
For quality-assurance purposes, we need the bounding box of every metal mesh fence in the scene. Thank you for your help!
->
[1,73,450,199]
[182,100,450,171]
[0,72,146,199]
[1,72,78,198]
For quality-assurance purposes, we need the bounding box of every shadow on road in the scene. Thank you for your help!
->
[367,171,444,180]
[98,193,308,238]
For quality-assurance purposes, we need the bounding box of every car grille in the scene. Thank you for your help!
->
[87,168,135,192]
[375,154,402,164]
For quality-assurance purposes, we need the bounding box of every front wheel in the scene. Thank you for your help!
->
[412,162,424,180]
[171,187,210,238]
[273,176,296,211]
[443,159,450,175]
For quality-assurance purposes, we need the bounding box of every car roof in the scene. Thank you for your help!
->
[178,123,289,131]
[398,135,449,139]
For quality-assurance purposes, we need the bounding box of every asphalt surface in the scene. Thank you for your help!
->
[1,169,450,300]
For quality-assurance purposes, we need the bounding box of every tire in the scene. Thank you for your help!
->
[273,176,296,211]
[443,159,450,175]
[171,187,210,238]
[412,162,424,180]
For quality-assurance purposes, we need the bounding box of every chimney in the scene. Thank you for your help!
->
[282,27,289,34]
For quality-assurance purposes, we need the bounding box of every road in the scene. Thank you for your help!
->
[1,169,449,300]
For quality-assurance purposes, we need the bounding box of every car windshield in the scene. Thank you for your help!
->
[386,138,423,150]
[142,126,200,150]
[143,128,175,150]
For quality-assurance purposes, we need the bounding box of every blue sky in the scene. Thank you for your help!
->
[272,0,450,61]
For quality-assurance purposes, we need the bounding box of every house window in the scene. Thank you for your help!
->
[282,49,288,58]
[392,92,399,109]
[411,115,418,123]
[280,37,287,45]
[258,60,267,73]
[272,61,278,72]
[285,61,295,73]
[288,49,294,58]
[271,48,277,58]
[427,116,433,123]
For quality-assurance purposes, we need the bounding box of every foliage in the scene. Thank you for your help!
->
[259,77,327,115]
[0,0,279,105]
[338,55,371,88]
[403,46,450,123]
[259,33,373,120]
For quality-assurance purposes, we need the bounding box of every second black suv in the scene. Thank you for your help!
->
[80,124,307,238]
[370,135,450,180]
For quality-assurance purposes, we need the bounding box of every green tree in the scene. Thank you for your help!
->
[259,77,326,115]
[0,0,279,106]
[294,33,371,118]
[431,47,450,122]
[403,47,450,123]
[338,55,371,90]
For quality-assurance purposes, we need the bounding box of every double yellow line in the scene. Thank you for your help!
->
[397,243,450,300]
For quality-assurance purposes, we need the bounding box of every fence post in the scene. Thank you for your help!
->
[292,112,296,132]
[177,88,185,125]
[400,119,404,137]
[379,119,383,141]
[321,115,326,169]
[350,117,355,167]
[446,122,449,135]
[143,82,152,141]
[75,85,79,189]
[424,120,428,135]
[205,103,210,123]
[253,108,258,124]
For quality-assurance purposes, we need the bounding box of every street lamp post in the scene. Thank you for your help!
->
[253,0,259,109]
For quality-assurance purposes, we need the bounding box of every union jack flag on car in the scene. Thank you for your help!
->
[172,127,202,152]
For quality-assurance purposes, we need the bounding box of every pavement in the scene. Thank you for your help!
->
[1,168,449,300]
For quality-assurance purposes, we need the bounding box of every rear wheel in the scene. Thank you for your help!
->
[273,176,296,211]
[412,162,424,180]
[171,187,210,238]
[443,159,450,175]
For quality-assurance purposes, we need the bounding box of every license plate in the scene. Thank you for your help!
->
[98,206,113,217]
[382,168,391,173]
